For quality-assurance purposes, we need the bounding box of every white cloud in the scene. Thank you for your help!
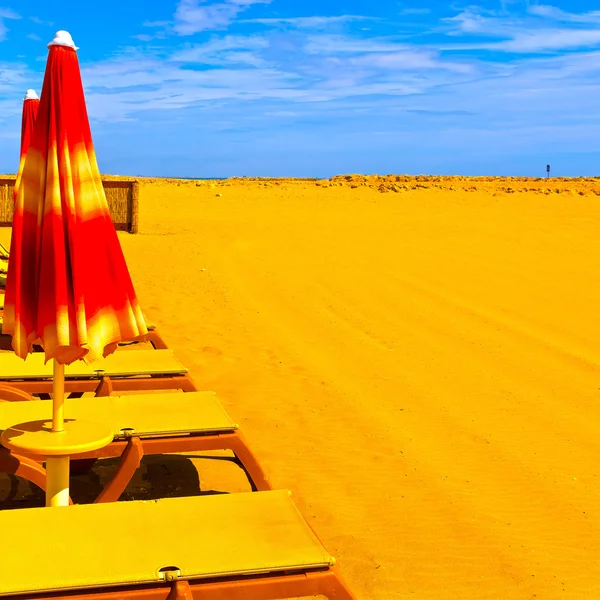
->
[143,20,171,28]
[528,4,600,23]
[169,34,268,64]
[27,33,41,41]
[173,0,271,34]
[0,62,29,88]
[29,16,53,26]
[0,7,20,41]
[443,8,519,37]
[350,50,473,73]
[400,8,431,16]
[243,15,376,28]
[0,8,19,19]
[492,28,600,52]
[442,5,600,53]
[304,35,413,54]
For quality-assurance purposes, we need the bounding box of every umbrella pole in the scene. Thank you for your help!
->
[52,359,65,432]
[46,457,70,507]
[47,359,69,507]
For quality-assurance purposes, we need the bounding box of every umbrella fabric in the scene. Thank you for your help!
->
[14,90,40,201]
[2,33,148,365]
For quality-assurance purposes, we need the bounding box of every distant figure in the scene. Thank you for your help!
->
[546,164,551,178]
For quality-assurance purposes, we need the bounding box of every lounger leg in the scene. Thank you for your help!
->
[0,448,73,505]
[0,448,49,493]
[95,375,114,397]
[167,581,192,600]
[148,331,169,350]
[95,437,144,504]
[228,431,272,491]
[316,568,358,600]
[0,383,37,401]
[180,375,198,392]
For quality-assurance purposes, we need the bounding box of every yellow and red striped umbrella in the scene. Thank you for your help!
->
[14,89,40,201]
[2,31,148,366]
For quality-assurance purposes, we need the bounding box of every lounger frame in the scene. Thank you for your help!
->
[0,389,271,500]
[10,568,356,600]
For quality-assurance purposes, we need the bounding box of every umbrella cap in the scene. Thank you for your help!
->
[48,30,79,50]
[24,89,39,100]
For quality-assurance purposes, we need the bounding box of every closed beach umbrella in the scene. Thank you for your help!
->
[14,89,40,201]
[1,31,148,506]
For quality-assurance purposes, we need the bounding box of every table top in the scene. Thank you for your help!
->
[0,391,237,439]
[0,419,114,456]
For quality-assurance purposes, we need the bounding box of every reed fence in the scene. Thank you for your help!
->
[0,177,139,233]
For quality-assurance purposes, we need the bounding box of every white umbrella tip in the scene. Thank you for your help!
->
[24,89,39,100]
[48,30,79,50]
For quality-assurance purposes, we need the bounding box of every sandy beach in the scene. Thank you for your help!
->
[1,175,600,599]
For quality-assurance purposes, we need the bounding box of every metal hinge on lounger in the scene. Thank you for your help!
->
[159,567,181,582]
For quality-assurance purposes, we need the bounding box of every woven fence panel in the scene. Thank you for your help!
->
[0,177,139,233]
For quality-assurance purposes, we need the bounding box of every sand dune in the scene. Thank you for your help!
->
[1,177,599,599]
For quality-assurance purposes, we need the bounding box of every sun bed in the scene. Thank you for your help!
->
[0,391,270,498]
[0,242,8,259]
[0,349,196,396]
[0,490,356,599]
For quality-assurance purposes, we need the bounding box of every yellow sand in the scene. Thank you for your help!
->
[2,175,600,599]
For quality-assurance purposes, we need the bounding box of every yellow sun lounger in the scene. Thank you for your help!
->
[0,391,271,496]
[0,349,196,396]
[0,243,8,259]
[0,490,356,599]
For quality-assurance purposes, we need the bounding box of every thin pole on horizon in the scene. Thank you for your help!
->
[546,164,551,178]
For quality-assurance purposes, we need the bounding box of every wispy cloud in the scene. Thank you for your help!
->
[491,29,600,52]
[0,7,20,42]
[0,61,33,106]
[169,35,269,65]
[242,15,376,28]
[400,8,431,16]
[172,0,272,34]
[29,15,53,26]
[349,50,473,73]
[0,7,19,18]
[442,5,600,52]
[27,32,41,41]
[528,4,600,24]
[133,34,154,42]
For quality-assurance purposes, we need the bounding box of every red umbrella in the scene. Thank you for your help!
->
[1,31,148,506]
[14,89,40,201]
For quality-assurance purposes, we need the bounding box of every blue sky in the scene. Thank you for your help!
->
[1,1,600,177]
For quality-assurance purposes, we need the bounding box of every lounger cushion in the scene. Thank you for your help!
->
[0,349,187,380]
[0,392,237,438]
[0,490,334,595]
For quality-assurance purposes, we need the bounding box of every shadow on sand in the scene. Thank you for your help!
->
[0,453,246,510]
